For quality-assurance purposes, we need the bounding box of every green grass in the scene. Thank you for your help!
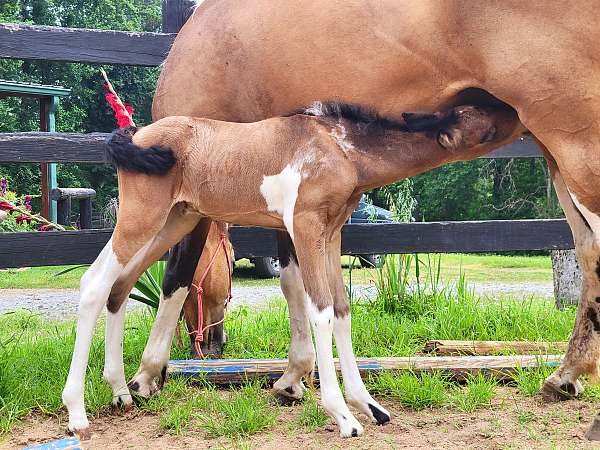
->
[0,253,552,290]
[296,390,329,431]
[0,263,578,437]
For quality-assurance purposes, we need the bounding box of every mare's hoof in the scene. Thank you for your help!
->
[541,380,582,402]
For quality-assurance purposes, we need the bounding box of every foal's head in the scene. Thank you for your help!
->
[403,105,498,152]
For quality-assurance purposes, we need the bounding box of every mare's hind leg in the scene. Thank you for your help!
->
[272,231,316,404]
[293,215,362,437]
[128,218,212,397]
[327,230,390,425]
[541,153,598,400]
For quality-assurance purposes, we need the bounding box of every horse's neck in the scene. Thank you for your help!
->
[344,127,451,191]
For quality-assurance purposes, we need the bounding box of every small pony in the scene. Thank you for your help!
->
[63,101,517,438]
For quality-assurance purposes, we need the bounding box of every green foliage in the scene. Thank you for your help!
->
[0,0,161,208]
[512,364,555,396]
[129,260,166,309]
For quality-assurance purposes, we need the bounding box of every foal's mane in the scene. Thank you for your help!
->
[296,101,457,134]
[299,101,408,132]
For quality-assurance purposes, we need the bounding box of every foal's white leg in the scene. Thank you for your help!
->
[62,239,124,435]
[309,303,363,437]
[273,257,316,402]
[128,287,189,397]
[103,298,132,407]
[334,314,390,424]
[327,230,390,424]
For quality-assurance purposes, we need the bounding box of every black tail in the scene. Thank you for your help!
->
[105,127,176,175]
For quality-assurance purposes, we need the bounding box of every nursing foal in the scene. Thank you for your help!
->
[63,103,514,437]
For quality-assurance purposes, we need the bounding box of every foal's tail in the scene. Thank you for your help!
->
[105,127,176,175]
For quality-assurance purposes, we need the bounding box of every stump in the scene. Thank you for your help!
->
[551,249,582,309]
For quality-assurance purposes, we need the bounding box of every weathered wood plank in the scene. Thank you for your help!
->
[162,0,196,33]
[0,220,574,269]
[0,132,108,163]
[341,219,574,254]
[0,23,174,66]
[0,132,543,163]
[423,340,569,356]
[168,355,564,383]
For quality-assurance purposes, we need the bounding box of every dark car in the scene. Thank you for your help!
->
[250,195,395,277]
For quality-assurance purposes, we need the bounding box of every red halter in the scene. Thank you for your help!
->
[190,223,233,358]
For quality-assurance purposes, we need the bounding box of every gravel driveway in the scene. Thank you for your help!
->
[0,282,553,321]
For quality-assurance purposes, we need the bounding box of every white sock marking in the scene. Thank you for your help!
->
[63,239,124,431]
[308,302,363,437]
[133,287,189,392]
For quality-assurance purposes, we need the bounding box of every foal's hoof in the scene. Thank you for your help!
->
[541,379,583,402]
[272,382,305,405]
[112,392,133,411]
[127,378,159,399]
[586,415,600,441]
[339,415,364,438]
[68,426,91,441]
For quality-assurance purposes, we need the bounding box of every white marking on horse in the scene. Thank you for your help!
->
[307,301,363,437]
[570,192,600,243]
[333,314,390,424]
[260,164,302,240]
[330,123,355,153]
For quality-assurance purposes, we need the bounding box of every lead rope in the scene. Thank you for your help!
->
[190,223,233,358]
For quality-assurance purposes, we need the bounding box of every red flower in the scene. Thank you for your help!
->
[15,215,33,225]
[0,201,16,212]
[38,224,53,232]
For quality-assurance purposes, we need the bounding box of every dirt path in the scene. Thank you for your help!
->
[3,387,596,450]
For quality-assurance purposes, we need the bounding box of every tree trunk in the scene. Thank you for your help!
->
[551,249,582,309]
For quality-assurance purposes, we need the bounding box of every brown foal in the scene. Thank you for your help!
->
[62,102,517,437]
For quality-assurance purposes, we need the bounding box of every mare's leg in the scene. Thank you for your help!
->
[293,216,363,437]
[327,231,391,425]
[128,218,212,397]
[272,231,316,403]
[541,154,598,400]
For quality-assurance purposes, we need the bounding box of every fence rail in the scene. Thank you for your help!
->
[0,24,174,66]
[0,132,541,163]
[0,220,573,269]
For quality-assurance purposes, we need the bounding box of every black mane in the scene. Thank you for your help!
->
[296,101,458,134]
[300,101,407,131]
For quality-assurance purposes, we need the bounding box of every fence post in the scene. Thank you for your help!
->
[162,0,196,33]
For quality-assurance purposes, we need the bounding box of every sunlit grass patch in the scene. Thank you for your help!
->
[447,374,497,412]
[368,371,449,410]
[296,390,329,431]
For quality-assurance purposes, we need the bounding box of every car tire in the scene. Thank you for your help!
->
[359,254,385,268]
[253,257,281,278]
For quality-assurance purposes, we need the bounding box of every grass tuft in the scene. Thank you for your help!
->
[196,380,279,438]
[368,371,448,410]
[296,390,329,430]
[512,365,554,396]
[447,374,497,412]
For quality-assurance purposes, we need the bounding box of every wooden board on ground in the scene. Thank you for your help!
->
[22,437,81,450]
[423,340,569,356]
[168,355,563,384]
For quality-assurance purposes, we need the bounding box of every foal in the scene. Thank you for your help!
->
[63,102,514,437]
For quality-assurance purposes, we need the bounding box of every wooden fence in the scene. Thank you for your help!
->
[0,0,573,270]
